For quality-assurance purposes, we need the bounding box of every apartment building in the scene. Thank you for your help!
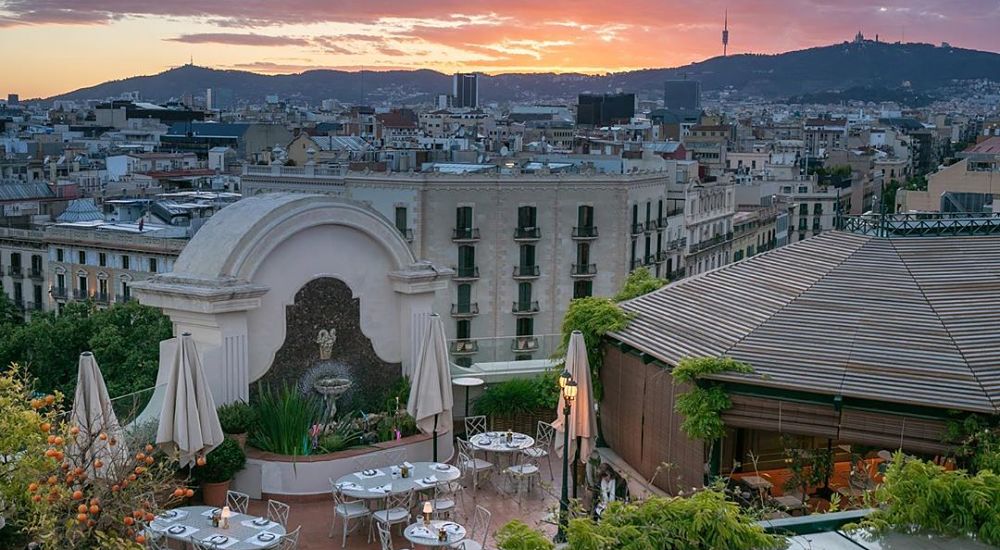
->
[0,227,48,317]
[241,165,694,357]
[684,181,736,276]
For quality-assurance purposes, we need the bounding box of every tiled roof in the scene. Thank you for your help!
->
[610,231,1000,414]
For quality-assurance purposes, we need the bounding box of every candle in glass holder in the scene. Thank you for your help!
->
[422,501,432,525]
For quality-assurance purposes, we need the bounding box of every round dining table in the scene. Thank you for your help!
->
[470,431,534,454]
[149,505,286,549]
[333,461,462,500]
[404,519,467,548]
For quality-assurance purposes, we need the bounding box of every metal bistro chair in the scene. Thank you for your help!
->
[189,536,220,550]
[450,505,491,550]
[464,415,488,437]
[368,489,413,544]
[503,451,541,509]
[267,499,291,527]
[329,480,371,548]
[431,482,460,520]
[376,518,413,550]
[384,448,407,467]
[354,452,382,472]
[225,490,250,515]
[278,525,302,550]
[522,421,556,480]
[456,439,493,496]
[137,521,168,550]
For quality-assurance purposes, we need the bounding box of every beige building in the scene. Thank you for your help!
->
[898,137,1000,212]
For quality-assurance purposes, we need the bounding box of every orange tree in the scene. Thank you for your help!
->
[0,364,193,548]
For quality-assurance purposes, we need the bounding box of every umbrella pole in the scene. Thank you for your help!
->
[572,436,581,499]
[432,414,438,462]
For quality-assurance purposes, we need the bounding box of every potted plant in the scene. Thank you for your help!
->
[192,438,246,507]
[217,401,256,450]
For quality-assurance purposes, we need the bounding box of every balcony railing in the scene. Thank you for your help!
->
[397,228,414,242]
[654,217,669,228]
[115,294,134,303]
[453,266,480,281]
[688,232,734,254]
[512,265,540,279]
[572,226,599,239]
[630,259,644,270]
[644,254,656,265]
[94,293,111,304]
[511,300,540,315]
[643,221,656,233]
[630,223,644,235]
[450,303,480,317]
[73,289,89,300]
[668,237,687,250]
[449,339,480,355]
[571,263,597,277]
[52,287,68,300]
[656,251,669,262]
[7,266,23,278]
[513,227,541,241]
[511,336,539,353]
[28,268,43,280]
[666,268,686,280]
[842,213,1000,238]
[25,301,42,311]
[452,228,481,242]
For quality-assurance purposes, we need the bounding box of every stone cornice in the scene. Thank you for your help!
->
[131,274,269,314]
[388,262,454,294]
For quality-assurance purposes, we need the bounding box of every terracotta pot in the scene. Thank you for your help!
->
[201,480,231,507]
[226,433,247,451]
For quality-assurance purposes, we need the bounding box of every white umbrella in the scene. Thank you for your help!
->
[156,333,225,468]
[70,352,127,477]
[553,331,597,465]
[407,314,454,461]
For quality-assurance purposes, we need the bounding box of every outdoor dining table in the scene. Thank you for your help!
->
[403,519,467,548]
[333,461,462,500]
[469,431,534,454]
[149,505,286,549]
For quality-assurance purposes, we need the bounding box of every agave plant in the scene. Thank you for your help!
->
[249,384,322,456]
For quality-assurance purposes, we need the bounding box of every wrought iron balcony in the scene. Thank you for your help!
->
[450,302,480,317]
[511,300,540,315]
[630,222,644,235]
[644,254,657,265]
[512,265,540,279]
[571,263,597,277]
[115,294,134,303]
[449,339,479,355]
[572,226,599,239]
[513,227,541,241]
[511,336,539,353]
[630,259,644,270]
[666,268,686,280]
[28,268,44,280]
[452,228,481,242]
[52,287,68,300]
[453,266,480,281]
[7,266,23,278]
[656,251,669,262]
[73,289,89,300]
[25,301,42,311]
[94,293,111,304]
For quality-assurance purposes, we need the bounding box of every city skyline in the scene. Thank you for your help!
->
[1,0,999,98]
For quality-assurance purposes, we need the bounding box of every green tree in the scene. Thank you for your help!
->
[557,297,631,399]
[0,294,22,327]
[613,267,667,302]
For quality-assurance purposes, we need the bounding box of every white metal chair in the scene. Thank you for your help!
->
[328,480,371,548]
[368,489,413,544]
[189,536,220,550]
[278,525,302,550]
[354,453,382,472]
[450,505,491,550]
[376,518,413,550]
[267,499,291,527]
[464,415,487,437]
[503,452,541,509]
[431,482,458,519]
[456,439,493,496]
[522,421,556,480]
[226,490,250,514]
[384,448,407,467]
[137,521,168,550]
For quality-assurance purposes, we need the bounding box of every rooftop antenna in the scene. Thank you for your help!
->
[722,10,729,57]
[189,54,193,66]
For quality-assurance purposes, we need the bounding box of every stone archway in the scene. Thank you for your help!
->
[133,193,452,404]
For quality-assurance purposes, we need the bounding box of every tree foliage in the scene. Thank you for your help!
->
[0,300,171,399]
[564,489,782,550]
[672,357,753,442]
[613,267,667,302]
[859,454,1000,546]
[495,520,555,550]
[557,297,631,398]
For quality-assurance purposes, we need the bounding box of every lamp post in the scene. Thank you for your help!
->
[555,375,577,543]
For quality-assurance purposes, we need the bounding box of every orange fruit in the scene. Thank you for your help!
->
[32,495,41,502]
[53,436,63,446]
[185,489,194,498]
[135,535,146,544]
[40,422,51,433]
[145,456,154,465]
[72,490,83,500]
[145,444,154,453]
[89,504,100,514]
[76,513,88,523]
[111,484,120,493]
[134,466,145,475]
[70,426,80,435]
[53,451,64,461]
[132,510,142,519]
[109,438,117,446]
[44,395,55,405]
[87,519,96,527]
[94,459,103,469]
[47,435,56,444]
[196,456,206,466]
[123,516,134,526]
[73,467,84,476]
[98,433,107,441]
[136,453,146,461]
[30,399,42,409]
[173,488,184,498]
[28,482,38,492]
[47,476,57,485]
[144,512,154,522]
[90,497,99,505]
[44,449,55,458]
[78,504,88,514]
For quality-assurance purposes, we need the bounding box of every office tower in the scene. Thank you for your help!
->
[576,93,636,127]
[452,73,479,108]
[663,80,702,111]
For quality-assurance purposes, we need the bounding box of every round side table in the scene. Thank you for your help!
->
[452,376,484,420]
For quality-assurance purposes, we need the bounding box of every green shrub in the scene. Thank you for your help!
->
[613,266,667,302]
[495,520,554,550]
[318,418,364,453]
[217,400,256,434]
[672,357,753,442]
[249,384,322,455]
[473,374,558,418]
[192,438,246,483]
[859,454,1000,546]
[557,297,631,399]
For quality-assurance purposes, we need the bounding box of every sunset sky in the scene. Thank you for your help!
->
[1,0,998,98]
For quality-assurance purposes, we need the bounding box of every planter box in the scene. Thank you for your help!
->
[232,431,453,500]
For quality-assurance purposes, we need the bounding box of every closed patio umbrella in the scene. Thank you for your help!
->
[407,314,454,461]
[156,333,225,468]
[70,352,128,477]
[552,331,598,493]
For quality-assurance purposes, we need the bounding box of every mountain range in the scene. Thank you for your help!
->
[51,40,1000,106]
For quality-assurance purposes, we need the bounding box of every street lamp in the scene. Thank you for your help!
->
[556,378,578,543]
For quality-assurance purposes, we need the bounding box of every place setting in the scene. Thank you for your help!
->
[155,508,188,522]
[355,468,385,480]
[240,516,279,530]
[199,533,240,549]
[244,530,280,548]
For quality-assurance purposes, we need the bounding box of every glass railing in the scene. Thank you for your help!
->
[447,333,562,377]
